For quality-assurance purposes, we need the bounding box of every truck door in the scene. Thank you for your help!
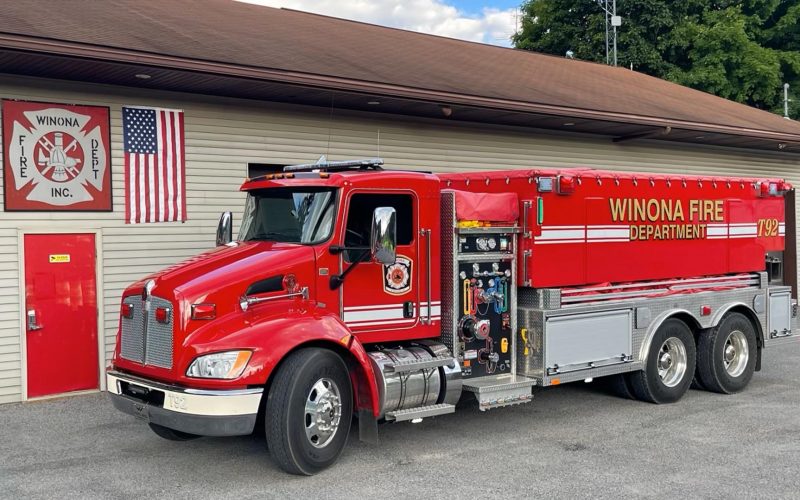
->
[339,191,420,338]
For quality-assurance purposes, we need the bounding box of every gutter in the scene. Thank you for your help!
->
[1,32,799,145]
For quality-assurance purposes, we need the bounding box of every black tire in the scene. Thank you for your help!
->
[265,348,353,475]
[696,312,757,394]
[148,423,200,441]
[629,318,696,404]
[604,373,636,400]
[690,374,706,391]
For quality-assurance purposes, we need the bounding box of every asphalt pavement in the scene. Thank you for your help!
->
[1,345,798,499]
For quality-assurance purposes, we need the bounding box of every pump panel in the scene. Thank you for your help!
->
[454,231,516,379]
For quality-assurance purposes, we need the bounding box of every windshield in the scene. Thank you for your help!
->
[239,188,337,244]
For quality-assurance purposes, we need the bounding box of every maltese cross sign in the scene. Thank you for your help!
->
[2,100,111,211]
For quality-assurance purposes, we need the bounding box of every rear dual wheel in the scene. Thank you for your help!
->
[696,312,757,394]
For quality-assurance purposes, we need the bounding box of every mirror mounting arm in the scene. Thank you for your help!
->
[329,245,369,254]
[329,250,370,290]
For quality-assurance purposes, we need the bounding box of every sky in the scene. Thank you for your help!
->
[237,0,522,46]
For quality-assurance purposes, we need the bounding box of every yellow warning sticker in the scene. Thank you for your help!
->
[49,254,70,263]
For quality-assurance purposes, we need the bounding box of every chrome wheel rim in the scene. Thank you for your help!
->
[723,330,749,378]
[304,378,342,448]
[657,337,687,388]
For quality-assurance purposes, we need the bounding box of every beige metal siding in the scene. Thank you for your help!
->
[0,74,797,403]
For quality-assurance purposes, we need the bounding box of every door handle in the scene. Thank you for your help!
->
[27,309,42,331]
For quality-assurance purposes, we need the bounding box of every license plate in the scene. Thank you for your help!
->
[131,402,150,422]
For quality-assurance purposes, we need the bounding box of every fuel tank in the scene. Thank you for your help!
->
[439,169,789,288]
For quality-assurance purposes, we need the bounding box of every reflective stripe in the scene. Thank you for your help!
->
[535,222,780,244]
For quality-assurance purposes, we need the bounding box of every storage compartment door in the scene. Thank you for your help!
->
[545,309,632,375]
[768,290,793,338]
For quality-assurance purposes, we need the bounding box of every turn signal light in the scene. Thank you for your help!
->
[155,307,171,324]
[121,303,134,319]
[283,273,300,293]
[191,303,216,320]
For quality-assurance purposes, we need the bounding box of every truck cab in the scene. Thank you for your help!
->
[107,160,447,474]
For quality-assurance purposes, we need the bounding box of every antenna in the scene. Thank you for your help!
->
[326,93,335,159]
[785,83,791,120]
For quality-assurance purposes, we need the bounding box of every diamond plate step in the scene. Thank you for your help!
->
[383,356,456,373]
[462,374,536,411]
[385,403,456,422]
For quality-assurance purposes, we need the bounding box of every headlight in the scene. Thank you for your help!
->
[186,351,252,379]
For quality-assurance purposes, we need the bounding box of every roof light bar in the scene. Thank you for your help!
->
[283,157,384,173]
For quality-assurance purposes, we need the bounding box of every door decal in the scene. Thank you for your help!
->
[383,255,412,295]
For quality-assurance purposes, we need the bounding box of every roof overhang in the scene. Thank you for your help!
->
[1,32,798,154]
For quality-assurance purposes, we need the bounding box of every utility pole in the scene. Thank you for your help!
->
[605,0,609,65]
[612,0,618,66]
[785,83,791,120]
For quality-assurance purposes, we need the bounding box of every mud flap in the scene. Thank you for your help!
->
[358,409,379,444]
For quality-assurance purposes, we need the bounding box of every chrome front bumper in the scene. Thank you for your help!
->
[107,370,262,437]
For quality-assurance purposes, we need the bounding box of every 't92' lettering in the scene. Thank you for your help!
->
[757,218,779,237]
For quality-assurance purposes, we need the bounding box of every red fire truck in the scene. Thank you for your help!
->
[108,158,798,475]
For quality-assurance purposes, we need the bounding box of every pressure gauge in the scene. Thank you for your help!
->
[487,237,497,250]
[476,237,489,251]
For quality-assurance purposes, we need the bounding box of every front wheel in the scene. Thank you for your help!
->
[265,348,353,475]
[629,318,696,404]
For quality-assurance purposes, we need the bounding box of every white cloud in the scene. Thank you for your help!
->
[237,0,518,46]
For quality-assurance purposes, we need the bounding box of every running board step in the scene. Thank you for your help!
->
[385,403,456,422]
[462,374,536,411]
[383,356,456,373]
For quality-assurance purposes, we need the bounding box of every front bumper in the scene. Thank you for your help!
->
[107,370,262,437]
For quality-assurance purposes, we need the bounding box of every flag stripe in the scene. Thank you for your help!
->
[138,154,146,223]
[165,111,175,221]
[176,112,186,221]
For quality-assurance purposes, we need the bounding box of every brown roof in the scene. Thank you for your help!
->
[1,0,799,147]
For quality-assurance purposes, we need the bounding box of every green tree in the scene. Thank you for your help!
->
[512,0,800,117]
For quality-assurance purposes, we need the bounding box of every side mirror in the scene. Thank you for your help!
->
[370,207,397,265]
[216,211,233,246]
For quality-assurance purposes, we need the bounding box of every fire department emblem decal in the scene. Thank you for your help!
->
[383,255,412,295]
[2,100,111,211]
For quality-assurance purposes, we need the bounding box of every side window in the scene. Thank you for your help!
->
[344,193,414,262]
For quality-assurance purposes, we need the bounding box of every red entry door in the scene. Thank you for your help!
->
[24,233,98,398]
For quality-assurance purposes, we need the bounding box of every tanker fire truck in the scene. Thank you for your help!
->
[108,158,798,475]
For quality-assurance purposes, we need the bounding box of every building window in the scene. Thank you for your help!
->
[247,163,286,178]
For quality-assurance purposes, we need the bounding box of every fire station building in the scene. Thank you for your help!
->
[1,1,799,403]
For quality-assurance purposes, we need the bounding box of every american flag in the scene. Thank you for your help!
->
[123,106,186,223]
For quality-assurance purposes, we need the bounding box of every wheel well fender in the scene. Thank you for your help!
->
[639,309,701,363]
[251,315,380,417]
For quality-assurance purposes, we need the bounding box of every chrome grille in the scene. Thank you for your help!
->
[119,294,174,369]
[120,296,144,362]
[145,296,174,368]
